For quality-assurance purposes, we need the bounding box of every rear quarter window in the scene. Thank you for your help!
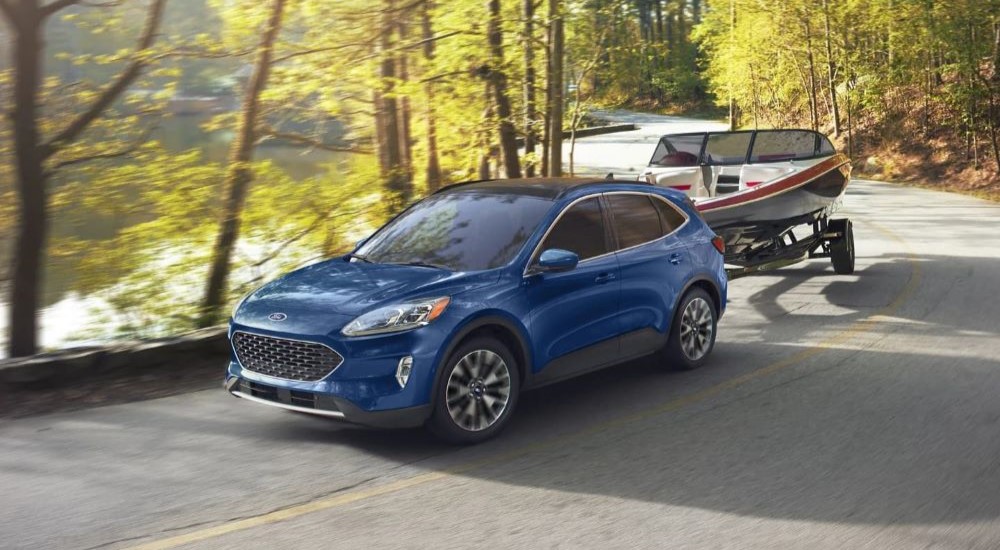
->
[651,197,687,235]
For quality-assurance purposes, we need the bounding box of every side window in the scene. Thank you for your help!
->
[703,133,752,165]
[651,134,704,167]
[750,130,821,162]
[538,197,609,261]
[607,194,662,250]
[651,197,687,235]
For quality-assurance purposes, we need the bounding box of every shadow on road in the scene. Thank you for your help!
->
[265,251,1000,527]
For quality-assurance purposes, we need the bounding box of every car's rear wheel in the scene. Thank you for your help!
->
[660,288,717,371]
[829,218,855,275]
[427,337,520,444]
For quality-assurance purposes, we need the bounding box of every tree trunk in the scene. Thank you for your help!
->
[199,0,286,327]
[804,18,819,131]
[822,0,841,136]
[6,0,45,357]
[420,0,442,189]
[377,0,410,204]
[727,0,736,130]
[397,19,414,182]
[522,0,537,177]
[665,4,674,68]
[675,0,686,67]
[541,13,552,177]
[547,0,564,176]
[655,0,663,43]
[486,0,522,178]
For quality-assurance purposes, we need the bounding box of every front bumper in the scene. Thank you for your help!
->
[225,374,431,428]
[224,320,453,428]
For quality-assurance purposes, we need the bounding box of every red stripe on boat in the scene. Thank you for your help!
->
[696,155,848,212]
[670,185,692,191]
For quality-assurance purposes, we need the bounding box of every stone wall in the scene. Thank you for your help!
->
[0,326,229,388]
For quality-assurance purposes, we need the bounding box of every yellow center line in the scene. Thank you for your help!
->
[128,220,920,550]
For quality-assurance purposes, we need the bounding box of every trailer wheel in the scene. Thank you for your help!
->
[829,218,855,275]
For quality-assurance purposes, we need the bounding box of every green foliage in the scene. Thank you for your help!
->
[697,0,1000,171]
[14,0,997,350]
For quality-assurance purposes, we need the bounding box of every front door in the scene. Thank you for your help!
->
[523,196,622,384]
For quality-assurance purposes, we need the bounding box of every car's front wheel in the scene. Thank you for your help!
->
[427,337,520,444]
[660,287,718,370]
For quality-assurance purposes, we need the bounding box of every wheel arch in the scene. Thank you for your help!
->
[674,276,723,320]
[431,313,533,407]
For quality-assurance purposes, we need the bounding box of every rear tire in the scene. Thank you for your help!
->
[660,288,717,371]
[829,218,855,275]
[427,337,520,444]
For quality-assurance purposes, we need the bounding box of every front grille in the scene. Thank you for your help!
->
[232,332,343,381]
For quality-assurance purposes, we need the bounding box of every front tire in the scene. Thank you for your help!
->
[427,337,520,444]
[660,288,717,371]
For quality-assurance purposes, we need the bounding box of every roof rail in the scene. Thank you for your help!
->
[430,179,494,194]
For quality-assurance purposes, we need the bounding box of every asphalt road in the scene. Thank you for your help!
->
[3,113,1000,550]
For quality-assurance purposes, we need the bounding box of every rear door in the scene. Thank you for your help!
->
[605,192,692,359]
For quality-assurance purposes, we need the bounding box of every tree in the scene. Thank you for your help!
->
[484,0,522,178]
[546,0,564,176]
[521,0,538,177]
[1,0,168,357]
[199,0,286,327]
[420,0,443,189]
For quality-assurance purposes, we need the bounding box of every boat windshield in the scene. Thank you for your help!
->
[650,130,836,167]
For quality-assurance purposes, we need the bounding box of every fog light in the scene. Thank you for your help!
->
[396,356,413,388]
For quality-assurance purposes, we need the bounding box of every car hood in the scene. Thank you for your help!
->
[234,257,499,333]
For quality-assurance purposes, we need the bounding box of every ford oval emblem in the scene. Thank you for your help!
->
[268,312,288,322]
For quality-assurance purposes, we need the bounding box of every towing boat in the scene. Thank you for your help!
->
[641,129,854,278]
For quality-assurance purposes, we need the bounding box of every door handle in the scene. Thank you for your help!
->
[594,272,616,284]
[669,253,683,265]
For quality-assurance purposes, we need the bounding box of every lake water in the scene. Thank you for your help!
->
[0,115,357,357]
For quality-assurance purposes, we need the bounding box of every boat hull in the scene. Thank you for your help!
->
[697,154,851,239]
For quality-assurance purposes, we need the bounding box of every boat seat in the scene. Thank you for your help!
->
[739,164,796,189]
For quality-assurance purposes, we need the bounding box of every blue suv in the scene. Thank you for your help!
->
[227,178,727,443]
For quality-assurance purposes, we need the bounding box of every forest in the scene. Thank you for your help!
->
[1,0,999,357]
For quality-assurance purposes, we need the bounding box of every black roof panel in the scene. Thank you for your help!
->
[435,177,630,199]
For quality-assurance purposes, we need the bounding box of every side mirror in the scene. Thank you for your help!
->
[536,248,579,273]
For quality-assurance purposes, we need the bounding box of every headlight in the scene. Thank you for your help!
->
[341,297,450,337]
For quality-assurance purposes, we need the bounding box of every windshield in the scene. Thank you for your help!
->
[356,192,554,271]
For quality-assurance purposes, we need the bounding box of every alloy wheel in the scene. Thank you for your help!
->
[679,297,714,361]
[445,349,512,431]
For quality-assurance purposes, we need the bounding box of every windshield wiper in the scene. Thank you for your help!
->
[347,252,372,263]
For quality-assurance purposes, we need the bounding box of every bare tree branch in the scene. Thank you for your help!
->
[272,41,373,64]
[270,30,460,66]
[153,47,253,61]
[257,126,372,154]
[79,0,122,7]
[41,0,121,17]
[42,0,167,158]
[41,0,81,17]
[49,126,155,170]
